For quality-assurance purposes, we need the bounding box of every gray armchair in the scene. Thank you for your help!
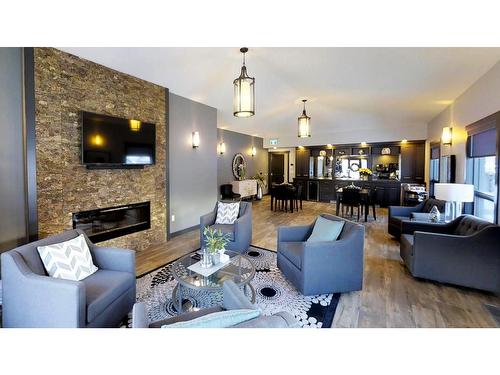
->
[277,214,365,295]
[1,229,136,328]
[132,280,298,328]
[200,201,252,254]
[400,215,500,293]
[388,198,446,238]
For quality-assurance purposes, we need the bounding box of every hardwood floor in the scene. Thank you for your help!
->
[137,196,500,328]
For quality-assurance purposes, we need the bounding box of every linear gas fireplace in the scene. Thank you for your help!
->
[72,202,150,243]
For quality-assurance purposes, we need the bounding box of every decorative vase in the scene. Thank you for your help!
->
[256,184,263,200]
[212,252,220,265]
[200,247,213,268]
[429,205,441,223]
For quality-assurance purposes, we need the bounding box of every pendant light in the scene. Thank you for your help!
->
[297,99,311,138]
[233,47,255,118]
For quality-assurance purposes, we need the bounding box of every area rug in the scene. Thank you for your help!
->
[135,246,341,328]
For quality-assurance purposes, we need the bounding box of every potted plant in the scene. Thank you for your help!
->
[359,167,372,181]
[202,226,231,265]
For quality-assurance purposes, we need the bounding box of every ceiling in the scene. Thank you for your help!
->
[60,47,500,145]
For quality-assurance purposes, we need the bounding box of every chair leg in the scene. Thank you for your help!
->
[357,205,360,221]
[372,204,377,220]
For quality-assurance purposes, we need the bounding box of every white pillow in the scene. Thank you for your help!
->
[215,201,240,224]
[37,234,98,281]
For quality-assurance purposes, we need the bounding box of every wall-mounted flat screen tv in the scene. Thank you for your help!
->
[81,111,156,167]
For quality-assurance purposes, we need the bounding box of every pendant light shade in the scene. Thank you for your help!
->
[297,99,311,138]
[233,47,255,118]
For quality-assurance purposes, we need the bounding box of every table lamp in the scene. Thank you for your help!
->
[434,183,474,221]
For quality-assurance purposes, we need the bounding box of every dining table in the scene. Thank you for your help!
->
[335,187,374,222]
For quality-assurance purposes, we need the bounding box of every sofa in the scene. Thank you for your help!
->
[400,215,500,293]
[200,201,252,254]
[388,198,446,238]
[277,214,365,295]
[132,280,298,328]
[1,229,136,328]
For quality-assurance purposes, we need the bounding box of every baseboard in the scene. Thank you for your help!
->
[169,224,198,238]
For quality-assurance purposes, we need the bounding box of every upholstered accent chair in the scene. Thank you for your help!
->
[132,280,298,328]
[1,229,136,328]
[277,214,365,295]
[400,215,500,293]
[200,201,252,253]
[388,198,446,238]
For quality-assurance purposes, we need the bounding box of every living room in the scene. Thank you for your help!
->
[1,1,500,374]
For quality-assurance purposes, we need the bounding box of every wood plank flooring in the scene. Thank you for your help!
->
[136,196,500,327]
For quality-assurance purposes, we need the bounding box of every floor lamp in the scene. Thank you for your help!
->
[434,183,474,221]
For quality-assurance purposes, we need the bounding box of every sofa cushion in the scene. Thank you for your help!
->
[215,201,240,224]
[84,269,135,323]
[162,309,261,328]
[209,224,235,241]
[454,215,494,236]
[279,242,304,269]
[411,212,431,222]
[37,234,98,281]
[390,215,409,223]
[307,216,345,242]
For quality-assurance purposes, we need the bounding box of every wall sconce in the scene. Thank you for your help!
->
[219,142,226,154]
[442,127,452,145]
[401,139,408,144]
[251,146,257,157]
[192,131,200,148]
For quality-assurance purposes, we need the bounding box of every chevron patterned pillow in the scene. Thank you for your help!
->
[215,201,240,224]
[37,234,98,281]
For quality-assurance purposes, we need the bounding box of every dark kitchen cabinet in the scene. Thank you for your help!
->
[400,142,425,182]
[295,149,310,177]
[335,147,351,156]
[373,183,401,207]
[318,180,335,202]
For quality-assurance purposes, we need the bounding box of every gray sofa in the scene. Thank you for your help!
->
[1,229,136,328]
[400,215,500,293]
[388,198,446,238]
[277,214,365,295]
[200,201,252,254]
[132,280,298,328]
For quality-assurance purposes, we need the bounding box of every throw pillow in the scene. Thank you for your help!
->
[215,201,240,224]
[411,212,432,222]
[162,309,261,328]
[37,234,98,281]
[307,216,345,242]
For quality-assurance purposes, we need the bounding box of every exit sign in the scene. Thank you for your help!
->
[269,139,278,146]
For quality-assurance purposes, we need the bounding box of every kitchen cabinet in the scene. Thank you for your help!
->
[335,147,351,156]
[318,180,335,202]
[295,149,310,177]
[372,183,401,207]
[400,143,425,182]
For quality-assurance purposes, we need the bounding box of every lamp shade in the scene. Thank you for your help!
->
[434,183,474,202]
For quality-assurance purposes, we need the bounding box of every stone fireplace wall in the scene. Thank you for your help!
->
[34,48,167,251]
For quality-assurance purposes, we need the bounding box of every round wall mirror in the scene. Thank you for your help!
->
[232,153,247,180]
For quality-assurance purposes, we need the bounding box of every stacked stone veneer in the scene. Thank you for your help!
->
[34,48,167,251]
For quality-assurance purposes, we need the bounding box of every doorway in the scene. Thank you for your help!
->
[269,152,289,186]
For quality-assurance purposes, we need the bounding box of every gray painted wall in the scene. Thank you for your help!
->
[0,48,27,252]
[217,129,269,194]
[169,93,218,234]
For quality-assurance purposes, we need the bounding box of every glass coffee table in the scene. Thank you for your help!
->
[171,250,256,313]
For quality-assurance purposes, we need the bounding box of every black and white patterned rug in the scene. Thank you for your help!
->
[135,246,341,328]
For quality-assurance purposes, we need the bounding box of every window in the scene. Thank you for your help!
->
[429,144,440,197]
[472,156,497,222]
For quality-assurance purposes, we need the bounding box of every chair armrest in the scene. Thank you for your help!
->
[222,280,256,311]
[90,246,136,274]
[233,206,252,234]
[200,209,217,228]
[1,251,86,327]
[278,224,313,243]
[389,203,422,218]
[401,220,453,235]
[132,303,149,328]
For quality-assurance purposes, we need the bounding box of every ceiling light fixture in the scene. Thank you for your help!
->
[233,47,255,118]
[297,99,311,138]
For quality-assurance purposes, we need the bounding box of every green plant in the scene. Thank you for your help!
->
[253,172,267,189]
[203,226,231,254]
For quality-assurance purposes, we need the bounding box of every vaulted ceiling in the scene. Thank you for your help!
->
[60,47,500,146]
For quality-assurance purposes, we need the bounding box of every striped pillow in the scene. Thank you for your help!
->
[215,202,240,224]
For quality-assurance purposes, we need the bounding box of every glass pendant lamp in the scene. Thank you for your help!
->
[233,47,255,117]
[297,99,311,138]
